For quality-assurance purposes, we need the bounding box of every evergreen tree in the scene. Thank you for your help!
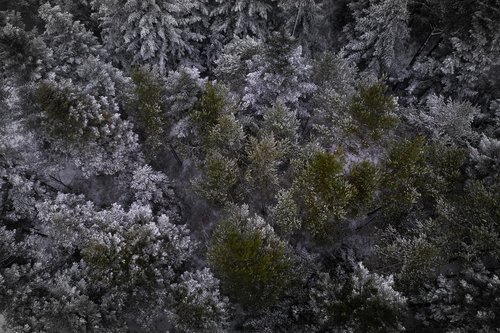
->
[343,0,410,76]
[277,0,324,53]
[0,193,198,331]
[210,0,278,46]
[171,268,229,333]
[414,266,500,332]
[32,79,140,177]
[92,0,205,72]
[310,262,407,332]
[241,31,316,117]
[208,205,293,309]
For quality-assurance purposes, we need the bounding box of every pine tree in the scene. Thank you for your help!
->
[92,0,205,73]
[277,0,324,53]
[32,79,140,177]
[293,150,354,236]
[470,134,500,185]
[409,0,500,101]
[0,192,196,331]
[210,0,278,45]
[171,268,229,333]
[241,31,316,117]
[208,205,293,309]
[415,266,500,332]
[129,66,167,159]
[270,189,301,236]
[0,10,49,83]
[245,134,284,201]
[214,36,261,97]
[310,262,407,332]
[343,0,410,76]
[375,220,445,291]
[406,94,477,146]
[193,151,240,206]
[312,52,358,148]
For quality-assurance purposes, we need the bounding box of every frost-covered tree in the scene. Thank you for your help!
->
[277,0,324,53]
[215,33,315,117]
[52,0,97,30]
[214,36,261,97]
[406,94,477,146]
[0,193,197,331]
[171,268,229,333]
[343,0,410,76]
[210,0,278,46]
[241,32,316,116]
[2,0,500,330]
[193,151,240,206]
[414,266,500,332]
[309,262,407,332]
[410,0,500,101]
[270,189,301,236]
[130,164,178,217]
[10,4,142,178]
[0,10,49,83]
[164,66,206,140]
[92,0,205,72]
[376,220,445,291]
[261,103,300,154]
[470,134,500,184]
[31,79,140,177]
[312,52,358,147]
[37,3,129,106]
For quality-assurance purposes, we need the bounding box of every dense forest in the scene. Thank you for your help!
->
[0,0,499,332]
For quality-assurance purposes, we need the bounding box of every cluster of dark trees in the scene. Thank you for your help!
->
[1,0,499,332]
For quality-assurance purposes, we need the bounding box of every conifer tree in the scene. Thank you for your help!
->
[92,0,205,72]
[210,0,278,43]
[343,0,410,76]
[208,205,293,309]
[241,31,316,117]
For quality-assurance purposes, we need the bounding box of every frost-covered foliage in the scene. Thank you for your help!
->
[171,268,229,333]
[210,0,277,42]
[92,0,205,72]
[245,134,284,198]
[415,266,500,332]
[32,79,140,176]
[343,0,410,76]
[309,262,407,332]
[1,0,500,331]
[470,134,500,183]
[0,10,49,81]
[193,151,239,206]
[376,220,445,291]
[407,94,477,145]
[0,193,202,331]
[164,67,206,136]
[241,32,316,116]
[278,0,325,52]
[215,32,315,117]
